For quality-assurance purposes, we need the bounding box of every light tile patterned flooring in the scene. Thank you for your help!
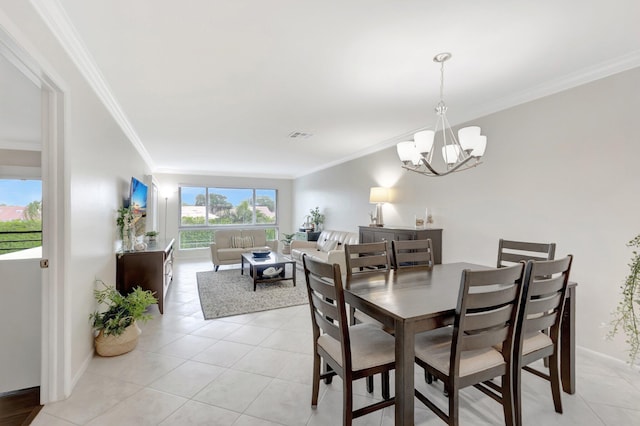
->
[33,258,640,425]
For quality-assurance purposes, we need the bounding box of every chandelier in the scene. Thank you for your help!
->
[396,53,487,177]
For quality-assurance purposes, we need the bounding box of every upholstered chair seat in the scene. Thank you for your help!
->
[415,327,506,378]
[318,323,395,371]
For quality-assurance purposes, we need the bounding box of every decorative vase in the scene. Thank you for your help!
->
[94,322,141,357]
[127,226,136,251]
[282,244,291,255]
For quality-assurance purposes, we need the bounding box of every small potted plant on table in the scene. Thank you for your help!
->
[280,233,296,255]
[309,206,325,232]
[90,281,157,357]
[145,230,159,243]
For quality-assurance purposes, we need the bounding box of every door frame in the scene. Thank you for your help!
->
[0,17,67,403]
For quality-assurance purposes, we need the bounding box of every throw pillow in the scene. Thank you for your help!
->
[241,235,255,248]
[230,235,255,249]
[230,235,242,249]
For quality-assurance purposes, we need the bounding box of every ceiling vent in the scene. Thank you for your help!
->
[288,131,313,139]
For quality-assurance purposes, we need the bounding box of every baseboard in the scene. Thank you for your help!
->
[68,347,94,397]
[576,345,640,370]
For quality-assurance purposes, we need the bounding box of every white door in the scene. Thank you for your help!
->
[0,42,44,396]
[0,257,41,393]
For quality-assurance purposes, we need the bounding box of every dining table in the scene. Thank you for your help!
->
[343,262,577,426]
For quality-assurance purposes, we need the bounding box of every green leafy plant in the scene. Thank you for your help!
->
[280,233,296,245]
[90,280,157,336]
[309,206,325,227]
[145,231,159,237]
[117,207,133,239]
[609,235,640,364]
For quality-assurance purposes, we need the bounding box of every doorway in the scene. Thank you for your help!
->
[0,23,66,403]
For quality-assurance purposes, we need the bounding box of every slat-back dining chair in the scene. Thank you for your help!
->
[513,255,573,425]
[344,242,392,327]
[302,255,395,426]
[391,238,434,269]
[497,239,556,268]
[498,238,557,369]
[343,241,392,395]
[414,263,525,426]
[344,242,391,275]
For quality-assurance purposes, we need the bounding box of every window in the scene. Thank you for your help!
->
[0,179,43,256]
[178,186,277,249]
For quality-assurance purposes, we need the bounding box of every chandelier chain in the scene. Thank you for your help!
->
[439,59,445,109]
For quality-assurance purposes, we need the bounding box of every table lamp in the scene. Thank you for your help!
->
[369,187,389,227]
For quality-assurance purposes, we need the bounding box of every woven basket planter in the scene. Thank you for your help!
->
[94,322,141,357]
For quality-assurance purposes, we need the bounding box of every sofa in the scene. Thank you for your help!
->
[210,229,277,271]
[290,229,359,272]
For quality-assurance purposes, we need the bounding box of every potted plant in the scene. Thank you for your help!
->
[309,206,325,231]
[280,232,296,255]
[145,230,159,243]
[609,234,640,364]
[117,207,135,251]
[90,280,157,357]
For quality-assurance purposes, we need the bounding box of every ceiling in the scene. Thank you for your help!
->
[8,0,640,178]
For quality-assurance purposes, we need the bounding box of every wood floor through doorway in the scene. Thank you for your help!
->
[0,387,42,426]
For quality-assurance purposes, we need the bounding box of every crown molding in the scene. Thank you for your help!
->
[331,50,640,173]
[30,0,155,169]
[463,50,640,123]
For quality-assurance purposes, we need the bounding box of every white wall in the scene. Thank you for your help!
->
[0,1,152,394]
[155,173,294,259]
[294,67,640,363]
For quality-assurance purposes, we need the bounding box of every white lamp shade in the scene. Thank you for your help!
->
[411,149,422,166]
[470,135,487,157]
[414,130,435,154]
[442,145,462,164]
[396,141,416,162]
[458,126,481,146]
[458,126,487,157]
[369,187,389,204]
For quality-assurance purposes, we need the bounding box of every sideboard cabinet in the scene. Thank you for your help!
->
[116,238,174,314]
[358,226,442,265]
[294,231,321,242]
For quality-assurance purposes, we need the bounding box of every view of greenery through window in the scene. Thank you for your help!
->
[0,179,43,255]
[179,186,277,249]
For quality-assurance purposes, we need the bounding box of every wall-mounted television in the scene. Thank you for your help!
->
[129,176,148,216]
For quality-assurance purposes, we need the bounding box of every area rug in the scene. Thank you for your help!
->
[197,267,308,320]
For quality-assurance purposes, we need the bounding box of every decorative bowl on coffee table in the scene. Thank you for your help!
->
[252,250,271,258]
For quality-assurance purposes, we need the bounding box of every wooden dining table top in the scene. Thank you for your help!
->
[344,262,492,321]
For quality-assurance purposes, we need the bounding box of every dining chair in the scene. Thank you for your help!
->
[413,263,525,426]
[497,239,556,268]
[343,242,393,395]
[498,238,557,369]
[391,238,434,268]
[344,241,392,327]
[302,255,395,425]
[344,241,391,275]
[512,255,573,425]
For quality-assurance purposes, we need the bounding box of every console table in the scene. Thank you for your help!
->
[116,238,174,314]
[294,231,321,242]
[358,226,443,265]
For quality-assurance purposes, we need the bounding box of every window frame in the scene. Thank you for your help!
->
[177,185,278,250]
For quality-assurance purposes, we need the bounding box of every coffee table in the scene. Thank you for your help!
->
[240,252,297,291]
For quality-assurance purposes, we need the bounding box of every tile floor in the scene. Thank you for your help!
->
[33,258,640,425]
